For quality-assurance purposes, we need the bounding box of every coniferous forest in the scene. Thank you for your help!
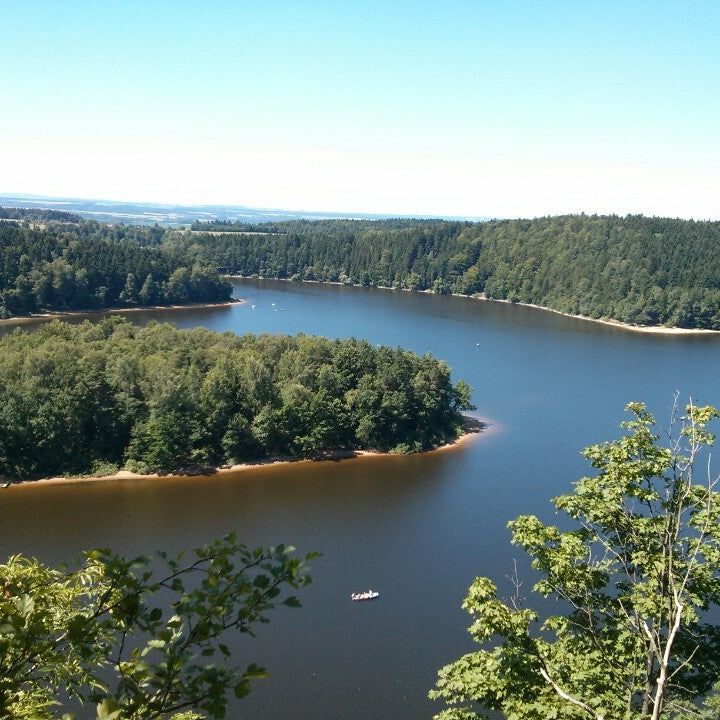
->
[173,214,720,329]
[0,318,473,481]
[0,211,231,318]
[4,209,720,328]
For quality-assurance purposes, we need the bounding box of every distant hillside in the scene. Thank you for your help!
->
[0,206,81,223]
[0,212,231,318]
[171,215,720,329]
[0,194,486,226]
[3,205,720,329]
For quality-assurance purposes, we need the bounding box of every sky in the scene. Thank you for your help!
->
[1,0,719,219]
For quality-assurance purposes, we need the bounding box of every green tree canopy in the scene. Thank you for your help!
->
[431,401,720,719]
[172,215,720,329]
[0,319,474,481]
[0,534,316,719]
[0,217,231,318]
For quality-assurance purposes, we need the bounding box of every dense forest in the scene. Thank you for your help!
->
[0,213,231,318]
[4,208,720,328]
[189,219,283,232]
[0,206,82,223]
[176,215,720,329]
[0,319,473,480]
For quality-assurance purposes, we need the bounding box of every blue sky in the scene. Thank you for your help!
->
[2,1,719,218]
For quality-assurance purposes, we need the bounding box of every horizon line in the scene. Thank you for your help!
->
[1,191,719,224]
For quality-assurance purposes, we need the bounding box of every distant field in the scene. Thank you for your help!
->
[187,229,277,236]
[0,194,484,226]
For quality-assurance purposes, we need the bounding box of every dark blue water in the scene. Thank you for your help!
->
[1,279,718,719]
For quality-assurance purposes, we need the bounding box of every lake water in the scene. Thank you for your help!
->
[1,279,719,719]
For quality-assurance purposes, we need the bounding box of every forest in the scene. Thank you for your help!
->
[0,214,230,318]
[0,318,474,481]
[0,206,83,223]
[4,208,720,329]
[174,214,720,329]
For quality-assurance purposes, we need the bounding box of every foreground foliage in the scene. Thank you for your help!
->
[0,534,316,719]
[0,318,474,480]
[431,402,720,719]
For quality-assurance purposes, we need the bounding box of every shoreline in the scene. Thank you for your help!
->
[228,275,720,336]
[3,415,492,490]
[472,296,720,336]
[0,299,243,326]
[0,278,715,338]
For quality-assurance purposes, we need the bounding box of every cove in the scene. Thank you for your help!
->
[1,278,719,720]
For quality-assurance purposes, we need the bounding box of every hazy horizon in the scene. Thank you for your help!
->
[4,191,719,224]
[0,191,487,220]
[0,191,493,225]
[2,1,719,220]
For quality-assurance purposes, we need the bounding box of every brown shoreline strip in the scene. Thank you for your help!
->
[0,299,243,326]
[2,414,496,490]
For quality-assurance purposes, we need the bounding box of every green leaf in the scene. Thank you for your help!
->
[244,663,268,680]
[96,699,122,720]
[234,680,251,699]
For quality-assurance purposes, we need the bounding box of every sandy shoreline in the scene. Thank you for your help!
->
[8,276,711,336]
[228,275,720,336]
[472,296,720,335]
[0,299,243,327]
[3,416,491,490]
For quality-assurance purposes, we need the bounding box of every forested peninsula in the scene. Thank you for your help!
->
[0,209,231,318]
[176,214,720,329]
[0,319,474,482]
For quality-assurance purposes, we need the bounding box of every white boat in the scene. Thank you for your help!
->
[351,590,379,601]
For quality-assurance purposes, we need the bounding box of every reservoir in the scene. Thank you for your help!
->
[1,278,719,719]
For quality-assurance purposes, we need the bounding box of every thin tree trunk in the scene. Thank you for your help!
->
[650,604,683,720]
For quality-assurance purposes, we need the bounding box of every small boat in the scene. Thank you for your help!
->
[351,590,379,601]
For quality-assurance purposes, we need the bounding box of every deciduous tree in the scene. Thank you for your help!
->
[431,401,720,719]
[0,534,316,719]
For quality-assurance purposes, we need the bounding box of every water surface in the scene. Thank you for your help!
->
[1,279,719,719]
